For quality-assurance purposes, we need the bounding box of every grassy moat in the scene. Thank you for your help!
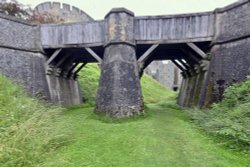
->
[0,65,249,166]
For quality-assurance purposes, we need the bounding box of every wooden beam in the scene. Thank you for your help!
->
[85,47,102,63]
[67,62,79,78]
[138,44,159,63]
[54,54,70,68]
[73,63,87,79]
[172,59,186,72]
[180,48,200,63]
[46,48,62,65]
[186,43,206,58]
[180,59,190,69]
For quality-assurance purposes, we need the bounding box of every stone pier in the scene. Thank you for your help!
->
[95,8,144,118]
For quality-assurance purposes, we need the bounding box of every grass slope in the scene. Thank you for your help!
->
[186,77,250,151]
[1,65,249,166]
[43,105,250,167]
[0,75,71,167]
[78,64,176,105]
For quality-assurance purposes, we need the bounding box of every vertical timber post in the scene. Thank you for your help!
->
[95,8,144,118]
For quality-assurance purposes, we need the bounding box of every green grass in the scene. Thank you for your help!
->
[0,75,72,167]
[1,66,249,166]
[42,104,250,167]
[78,64,175,105]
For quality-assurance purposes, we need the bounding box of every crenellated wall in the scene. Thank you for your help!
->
[35,1,93,23]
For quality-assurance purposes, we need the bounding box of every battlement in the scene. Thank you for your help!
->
[35,1,93,23]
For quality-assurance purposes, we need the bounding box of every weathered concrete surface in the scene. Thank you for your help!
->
[215,0,250,43]
[0,48,50,99]
[0,14,40,51]
[209,38,250,101]
[178,0,250,107]
[46,75,82,105]
[96,45,143,117]
[0,14,83,105]
[206,0,250,102]
[96,8,143,118]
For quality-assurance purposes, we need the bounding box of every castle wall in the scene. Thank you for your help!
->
[35,1,93,23]
[0,13,82,105]
[145,61,182,90]
[206,0,250,103]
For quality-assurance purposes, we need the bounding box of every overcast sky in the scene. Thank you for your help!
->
[18,0,238,19]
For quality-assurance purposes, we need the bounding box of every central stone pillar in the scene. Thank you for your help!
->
[95,8,144,118]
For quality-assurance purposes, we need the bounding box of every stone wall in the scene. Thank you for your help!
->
[207,0,250,102]
[0,14,40,51]
[0,13,82,105]
[0,47,50,99]
[145,61,182,90]
[177,0,250,107]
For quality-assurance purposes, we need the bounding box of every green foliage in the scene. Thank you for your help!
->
[186,77,250,151]
[0,75,71,166]
[78,64,101,106]
[215,76,250,108]
[78,64,176,106]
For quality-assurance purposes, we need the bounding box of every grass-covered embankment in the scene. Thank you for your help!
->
[186,77,250,151]
[0,75,72,167]
[1,64,249,166]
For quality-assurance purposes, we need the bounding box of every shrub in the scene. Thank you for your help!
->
[186,77,250,151]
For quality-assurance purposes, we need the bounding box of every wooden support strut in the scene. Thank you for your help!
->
[73,63,87,79]
[46,48,62,65]
[138,44,159,63]
[55,54,70,68]
[180,59,190,69]
[85,47,102,63]
[180,48,200,63]
[67,62,79,78]
[186,43,206,59]
[172,59,186,72]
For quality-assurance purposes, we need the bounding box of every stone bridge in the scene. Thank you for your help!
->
[0,0,250,117]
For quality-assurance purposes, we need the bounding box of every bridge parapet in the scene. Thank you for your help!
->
[40,11,215,49]
[40,21,105,48]
[135,12,214,44]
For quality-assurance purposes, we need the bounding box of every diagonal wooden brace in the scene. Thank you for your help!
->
[85,47,102,63]
[187,43,206,59]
